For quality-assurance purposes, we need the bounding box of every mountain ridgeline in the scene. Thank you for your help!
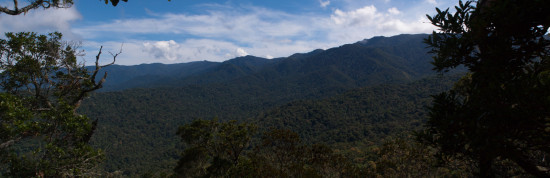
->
[78,34,462,175]
[96,34,435,92]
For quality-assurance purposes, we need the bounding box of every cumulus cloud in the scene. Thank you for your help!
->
[328,5,434,42]
[143,40,181,61]
[319,0,330,8]
[331,6,380,26]
[388,7,401,15]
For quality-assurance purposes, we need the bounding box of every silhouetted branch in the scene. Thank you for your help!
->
[71,45,120,108]
[0,0,72,15]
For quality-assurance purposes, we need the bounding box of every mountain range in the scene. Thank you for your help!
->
[78,34,463,175]
[96,34,435,92]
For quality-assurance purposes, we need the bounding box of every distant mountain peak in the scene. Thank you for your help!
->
[287,49,325,60]
[357,39,369,45]
[224,55,271,66]
[356,34,429,47]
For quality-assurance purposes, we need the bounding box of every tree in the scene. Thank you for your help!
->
[0,32,117,176]
[254,129,305,177]
[234,129,357,177]
[420,0,550,177]
[369,137,473,177]
[0,0,128,15]
[174,119,256,177]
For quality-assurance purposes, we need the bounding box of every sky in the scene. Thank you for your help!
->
[0,0,457,65]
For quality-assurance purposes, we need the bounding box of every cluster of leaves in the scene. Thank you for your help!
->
[0,96,103,177]
[231,129,357,177]
[0,32,114,177]
[0,32,106,109]
[351,137,473,177]
[174,119,256,177]
[173,120,358,178]
[172,120,478,178]
[420,0,550,177]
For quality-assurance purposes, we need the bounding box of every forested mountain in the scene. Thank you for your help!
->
[95,61,219,91]
[97,34,435,92]
[78,34,464,175]
[254,74,461,145]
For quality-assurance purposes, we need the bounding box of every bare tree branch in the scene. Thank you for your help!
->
[0,0,130,15]
[71,45,120,108]
[0,138,18,149]
[0,0,71,16]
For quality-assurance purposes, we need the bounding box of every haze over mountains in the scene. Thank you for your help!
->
[79,34,462,175]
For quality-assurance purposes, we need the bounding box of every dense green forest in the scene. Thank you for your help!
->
[253,75,460,145]
[76,34,462,175]
[80,73,461,175]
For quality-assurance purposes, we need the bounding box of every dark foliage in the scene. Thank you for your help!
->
[420,0,550,177]
[0,32,113,177]
[254,75,460,145]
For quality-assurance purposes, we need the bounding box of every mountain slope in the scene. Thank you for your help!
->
[96,61,219,91]
[78,34,451,175]
[97,34,434,92]
[254,74,461,145]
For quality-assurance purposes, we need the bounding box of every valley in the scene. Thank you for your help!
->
[79,34,463,175]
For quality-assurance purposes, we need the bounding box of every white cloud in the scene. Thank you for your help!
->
[0,7,81,39]
[139,39,246,63]
[319,0,330,8]
[143,40,181,61]
[388,7,401,15]
[73,8,309,45]
[236,48,249,57]
[80,38,324,65]
[325,4,435,43]
[426,0,437,5]
[331,6,380,26]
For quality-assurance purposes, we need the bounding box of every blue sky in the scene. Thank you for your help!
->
[0,0,456,65]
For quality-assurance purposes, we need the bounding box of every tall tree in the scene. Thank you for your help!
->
[0,32,117,177]
[420,0,550,177]
[233,129,356,177]
[0,0,128,15]
[174,119,256,177]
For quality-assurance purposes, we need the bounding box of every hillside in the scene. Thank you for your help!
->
[254,74,461,145]
[94,61,220,91]
[97,34,435,92]
[78,34,460,175]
